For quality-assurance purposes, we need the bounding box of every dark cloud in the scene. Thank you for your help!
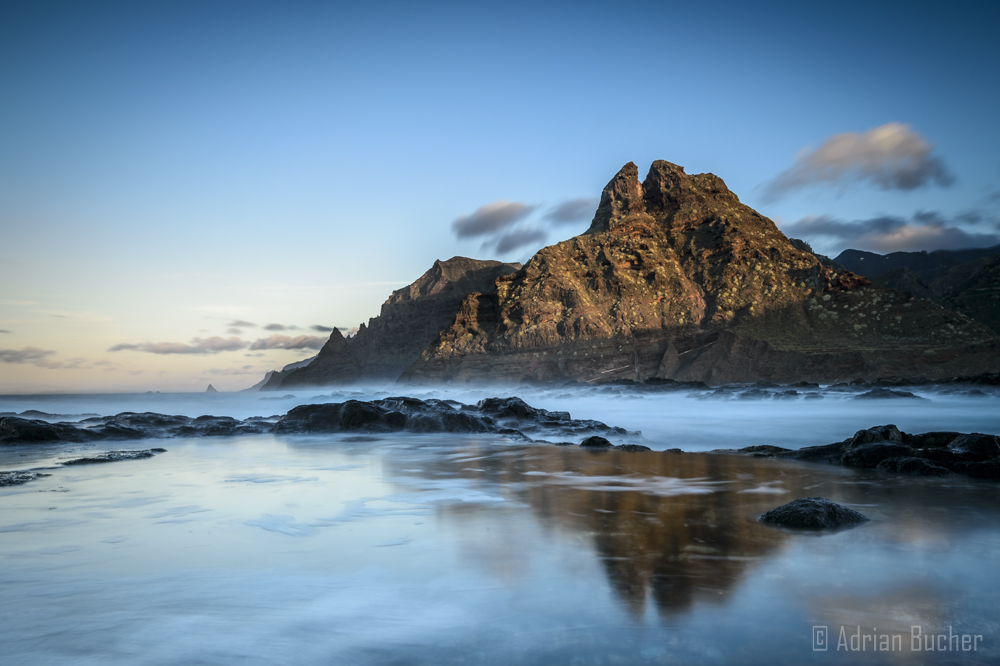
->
[543,198,599,225]
[0,329,10,334]
[205,366,261,376]
[452,201,535,239]
[0,347,56,364]
[226,328,243,335]
[228,320,256,328]
[109,337,247,355]
[487,227,549,254]
[763,123,954,201]
[310,325,335,332]
[263,323,299,331]
[781,210,1000,254]
[248,334,325,351]
[0,347,84,369]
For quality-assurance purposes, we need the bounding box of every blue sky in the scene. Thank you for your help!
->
[2,1,999,392]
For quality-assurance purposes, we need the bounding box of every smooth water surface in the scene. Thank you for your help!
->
[2,419,999,664]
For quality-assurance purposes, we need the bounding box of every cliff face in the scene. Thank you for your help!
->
[944,254,1000,335]
[276,257,521,387]
[402,161,1000,385]
[850,252,1000,337]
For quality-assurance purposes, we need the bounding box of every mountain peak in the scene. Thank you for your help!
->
[588,160,739,234]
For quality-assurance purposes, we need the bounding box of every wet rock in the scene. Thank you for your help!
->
[275,396,625,440]
[906,431,961,448]
[841,442,915,469]
[914,447,958,467]
[61,449,167,465]
[951,459,1000,479]
[0,470,52,486]
[580,436,614,449]
[875,457,951,475]
[2,397,622,444]
[784,441,849,464]
[736,388,771,400]
[757,497,869,530]
[1,417,94,444]
[738,445,793,457]
[855,388,925,400]
[849,424,904,447]
[775,425,1000,481]
[948,433,1000,457]
[614,444,652,452]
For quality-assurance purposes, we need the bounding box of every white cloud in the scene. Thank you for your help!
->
[763,123,953,201]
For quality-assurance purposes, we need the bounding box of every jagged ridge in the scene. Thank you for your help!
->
[402,161,1000,385]
[275,257,521,387]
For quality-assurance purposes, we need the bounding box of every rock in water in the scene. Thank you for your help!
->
[206,384,218,393]
[758,497,869,530]
[875,457,951,475]
[0,471,52,486]
[61,449,167,465]
[841,442,916,469]
[401,160,1000,385]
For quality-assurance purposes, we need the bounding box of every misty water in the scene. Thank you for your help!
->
[2,385,999,664]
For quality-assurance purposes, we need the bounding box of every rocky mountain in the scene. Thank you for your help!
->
[834,245,1000,283]
[835,247,1000,336]
[400,161,1000,384]
[274,257,521,387]
[943,254,1000,335]
[246,355,316,391]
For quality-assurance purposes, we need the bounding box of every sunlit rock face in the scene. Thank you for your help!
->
[403,161,1000,385]
[277,257,521,387]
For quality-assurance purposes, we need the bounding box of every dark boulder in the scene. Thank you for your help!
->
[784,442,848,463]
[948,433,1000,457]
[854,388,924,400]
[738,445,793,457]
[1,417,92,444]
[758,497,869,530]
[842,442,915,468]
[875,457,951,476]
[476,396,540,420]
[951,459,1000,479]
[849,425,904,447]
[914,447,958,467]
[580,436,613,448]
[906,431,961,448]
[614,443,652,452]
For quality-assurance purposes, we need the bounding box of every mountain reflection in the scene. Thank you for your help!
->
[385,443,834,617]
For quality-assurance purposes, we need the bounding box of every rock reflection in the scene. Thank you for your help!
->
[388,445,822,617]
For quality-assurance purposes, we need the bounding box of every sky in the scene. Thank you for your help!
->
[2,0,999,393]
